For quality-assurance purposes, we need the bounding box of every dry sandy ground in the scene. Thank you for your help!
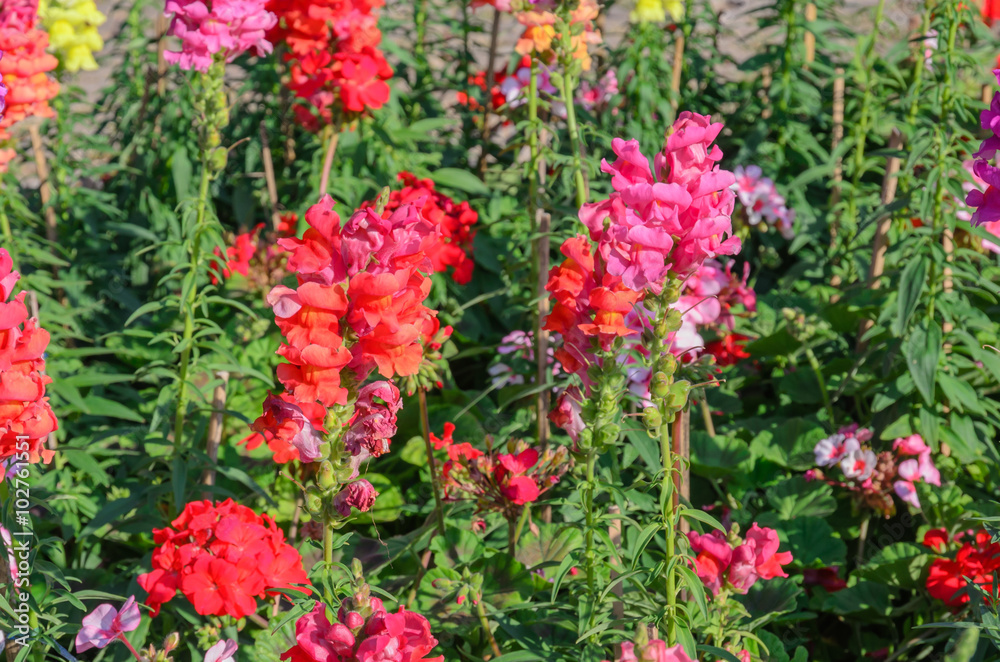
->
[72,0,924,102]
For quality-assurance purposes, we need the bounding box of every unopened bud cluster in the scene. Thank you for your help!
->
[431,567,484,607]
[643,285,692,435]
[193,57,231,176]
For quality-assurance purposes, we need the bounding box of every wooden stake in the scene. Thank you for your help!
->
[156,14,169,98]
[259,122,282,232]
[761,65,773,120]
[478,9,502,176]
[829,70,846,298]
[857,128,903,349]
[671,409,691,534]
[201,371,230,495]
[28,125,58,252]
[670,33,686,106]
[535,130,551,454]
[608,504,625,621]
[804,3,817,66]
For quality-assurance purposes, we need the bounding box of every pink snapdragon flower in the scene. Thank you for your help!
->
[163,0,277,72]
[687,524,792,596]
[75,596,142,653]
[579,112,740,293]
[965,69,1000,227]
[332,480,379,517]
[577,69,618,111]
[0,51,6,120]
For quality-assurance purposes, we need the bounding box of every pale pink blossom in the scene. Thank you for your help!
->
[892,434,929,456]
[840,448,877,481]
[75,596,142,653]
[814,434,860,467]
[205,639,238,662]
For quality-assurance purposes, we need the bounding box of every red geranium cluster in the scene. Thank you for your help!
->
[0,0,59,170]
[267,0,391,128]
[687,523,793,596]
[0,248,57,464]
[210,223,294,291]
[282,583,442,662]
[362,172,478,285]
[456,67,509,113]
[210,224,264,285]
[923,528,1000,608]
[430,422,568,521]
[137,499,310,619]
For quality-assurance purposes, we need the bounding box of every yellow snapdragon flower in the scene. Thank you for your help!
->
[39,0,107,72]
[630,0,684,24]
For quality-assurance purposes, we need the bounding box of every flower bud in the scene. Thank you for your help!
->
[650,371,672,398]
[666,380,691,410]
[643,407,662,430]
[162,633,180,652]
[318,461,337,489]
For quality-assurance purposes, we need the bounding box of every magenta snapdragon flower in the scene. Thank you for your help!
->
[966,69,1000,226]
[163,0,277,72]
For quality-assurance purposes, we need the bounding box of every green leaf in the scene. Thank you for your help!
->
[856,542,931,590]
[429,167,489,196]
[767,476,836,520]
[691,431,751,478]
[80,396,144,423]
[905,321,941,406]
[823,581,892,616]
[785,517,847,567]
[892,257,927,336]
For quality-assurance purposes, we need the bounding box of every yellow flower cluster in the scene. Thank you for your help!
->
[630,0,684,24]
[39,0,106,72]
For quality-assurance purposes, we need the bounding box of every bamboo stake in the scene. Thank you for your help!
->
[318,129,341,198]
[857,128,903,349]
[156,14,169,97]
[804,3,817,65]
[28,125,58,252]
[608,504,624,621]
[259,122,282,232]
[671,409,690,534]
[535,130,551,453]
[201,371,229,494]
[670,33,685,107]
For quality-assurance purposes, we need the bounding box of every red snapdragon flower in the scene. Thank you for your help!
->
[687,523,793,596]
[137,499,310,618]
[0,248,57,464]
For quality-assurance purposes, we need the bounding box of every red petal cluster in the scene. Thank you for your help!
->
[0,248,57,464]
[0,1,59,170]
[363,172,478,285]
[431,422,568,519]
[266,195,440,408]
[267,0,391,127]
[210,223,265,285]
[543,235,641,381]
[281,597,442,662]
[704,333,751,367]
[687,523,793,596]
[923,528,1000,607]
[242,391,327,463]
[137,499,310,619]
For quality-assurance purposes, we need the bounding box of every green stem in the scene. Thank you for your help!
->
[906,4,933,125]
[476,599,503,657]
[558,31,588,209]
[418,389,446,536]
[660,418,677,645]
[583,449,598,626]
[0,202,11,243]
[323,517,334,565]
[172,164,211,456]
[512,503,530,555]
[805,347,835,427]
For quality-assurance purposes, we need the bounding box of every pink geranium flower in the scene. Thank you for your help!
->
[75,596,142,653]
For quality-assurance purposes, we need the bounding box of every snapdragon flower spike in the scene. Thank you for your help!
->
[163,0,277,72]
[0,249,58,464]
[267,0,391,127]
[687,523,792,597]
[966,70,1000,227]
[281,592,443,662]
[267,195,439,407]
[75,596,141,653]
[603,640,693,662]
